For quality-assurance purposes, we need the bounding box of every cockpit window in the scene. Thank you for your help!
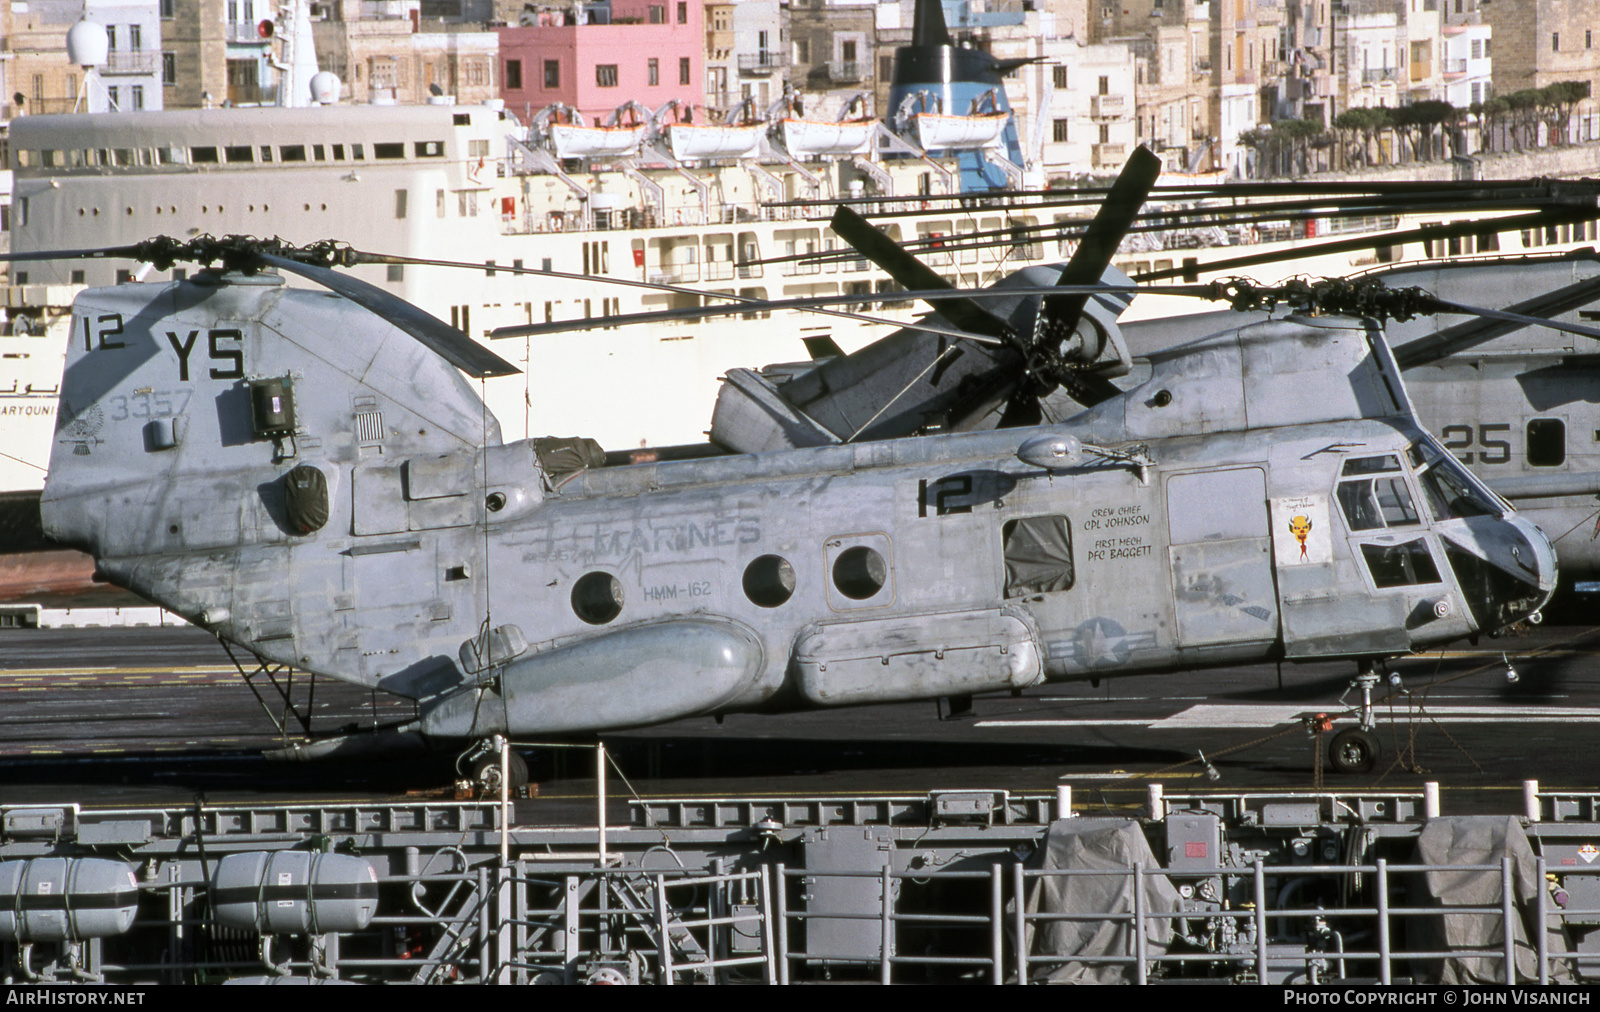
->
[1336,452,1419,532]
[1342,455,1401,477]
[1361,539,1442,588]
[1337,476,1420,531]
[1408,438,1503,521]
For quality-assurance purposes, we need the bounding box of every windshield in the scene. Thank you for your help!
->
[1409,438,1504,521]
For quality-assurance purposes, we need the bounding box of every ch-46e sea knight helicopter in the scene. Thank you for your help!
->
[7,148,1561,783]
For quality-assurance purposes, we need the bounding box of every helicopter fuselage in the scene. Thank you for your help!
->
[39,278,1556,740]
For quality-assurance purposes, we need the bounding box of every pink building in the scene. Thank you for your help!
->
[498,0,704,124]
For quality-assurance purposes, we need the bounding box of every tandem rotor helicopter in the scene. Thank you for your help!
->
[11,146,1600,781]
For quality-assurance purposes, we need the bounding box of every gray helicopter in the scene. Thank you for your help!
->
[23,213,1557,781]
[500,152,1600,594]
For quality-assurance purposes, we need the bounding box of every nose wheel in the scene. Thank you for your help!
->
[463,737,531,792]
[1328,727,1379,774]
[1327,665,1386,775]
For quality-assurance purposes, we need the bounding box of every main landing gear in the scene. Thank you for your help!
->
[1327,663,1390,775]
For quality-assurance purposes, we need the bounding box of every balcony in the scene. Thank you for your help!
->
[1091,93,1127,119]
[1443,58,1467,75]
[1093,142,1128,167]
[225,23,271,43]
[1362,67,1397,83]
[103,51,158,76]
[827,60,865,83]
[738,51,787,75]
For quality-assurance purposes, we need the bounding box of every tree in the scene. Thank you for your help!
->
[1475,96,1509,153]
[1407,100,1459,160]
[1503,89,1543,150]
[1333,106,1392,167]
[1540,80,1590,146]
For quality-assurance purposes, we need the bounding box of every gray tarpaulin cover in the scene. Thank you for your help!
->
[1409,815,1572,984]
[533,437,606,482]
[1003,515,1074,597]
[1022,818,1181,984]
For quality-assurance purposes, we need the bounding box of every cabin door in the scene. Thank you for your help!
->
[1165,467,1280,647]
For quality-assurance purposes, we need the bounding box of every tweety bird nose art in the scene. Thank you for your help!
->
[1289,515,1313,560]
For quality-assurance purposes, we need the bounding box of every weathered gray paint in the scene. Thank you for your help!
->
[39,275,1558,740]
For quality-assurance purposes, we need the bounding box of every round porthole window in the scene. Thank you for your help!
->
[832,546,887,600]
[743,554,796,608]
[571,571,624,625]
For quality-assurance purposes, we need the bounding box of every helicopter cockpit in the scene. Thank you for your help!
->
[1332,438,1554,634]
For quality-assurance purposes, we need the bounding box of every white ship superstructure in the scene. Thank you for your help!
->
[6,102,1600,494]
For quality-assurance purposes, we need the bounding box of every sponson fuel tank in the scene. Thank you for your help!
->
[420,618,764,737]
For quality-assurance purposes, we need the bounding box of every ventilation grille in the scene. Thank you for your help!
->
[355,411,384,444]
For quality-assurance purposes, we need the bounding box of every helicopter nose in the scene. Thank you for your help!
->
[1508,514,1559,600]
[1443,515,1557,632]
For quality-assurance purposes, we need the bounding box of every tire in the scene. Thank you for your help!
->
[472,750,530,791]
[1328,727,1379,774]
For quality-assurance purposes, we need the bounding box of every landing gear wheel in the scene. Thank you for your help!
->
[472,750,530,792]
[1328,727,1379,774]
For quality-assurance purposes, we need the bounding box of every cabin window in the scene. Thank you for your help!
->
[1003,515,1074,597]
[832,546,887,600]
[743,555,795,608]
[414,141,445,158]
[1527,418,1566,467]
[313,144,326,160]
[224,145,253,163]
[280,144,306,161]
[351,143,365,159]
[331,144,344,160]
[572,571,624,624]
[1361,539,1442,589]
[374,142,404,159]
[191,146,219,163]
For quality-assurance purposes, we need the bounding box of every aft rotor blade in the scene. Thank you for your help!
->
[1042,145,1163,333]
[259,254,521,378]
[1136,209,1597,282]
[1424,296,1600,344]
[488,284,1203,340]
[1393,271,1600,368]
[828,206,1012,337]
[0,245,151,263]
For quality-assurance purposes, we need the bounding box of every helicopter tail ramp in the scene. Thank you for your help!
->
[37,275,510,685]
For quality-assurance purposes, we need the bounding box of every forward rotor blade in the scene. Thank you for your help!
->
[1042,145,1163,333]
[258,254,521,378]
[828,206,1012,337]
[1393,271,1600,368]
